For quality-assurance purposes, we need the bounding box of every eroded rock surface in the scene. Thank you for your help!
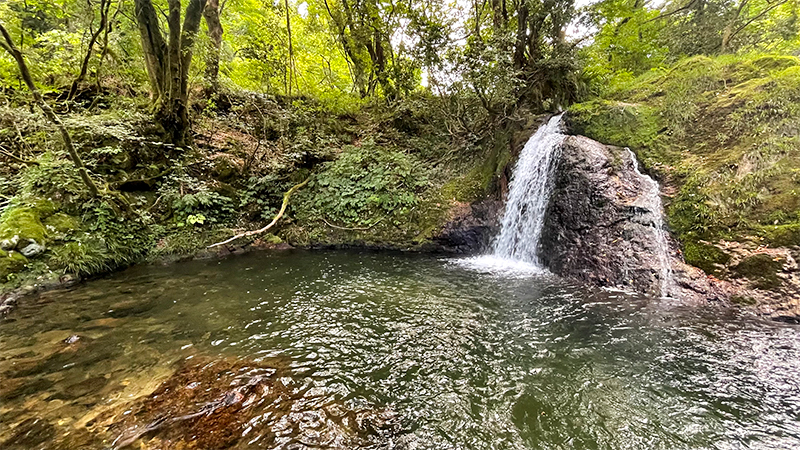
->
[540,136,670,295]
[431,199,503,253]
[97,357,400,450]
[538,135,736,303]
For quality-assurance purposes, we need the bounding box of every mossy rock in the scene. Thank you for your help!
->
[0,207,47,246]
[43,213,81,235]
[0,250,28,279]
[760,223,800,247]
[682,240,731,276]
[731,253,784,290]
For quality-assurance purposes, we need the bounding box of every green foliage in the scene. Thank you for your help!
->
[81,199,150,268]
[171,190,235,227]
[159,173,236,227]
[240,174,288,220]
[301,140,427,226]
[49,239,112,276]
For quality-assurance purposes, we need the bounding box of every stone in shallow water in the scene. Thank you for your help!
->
[98,357,400,450]
[1,418,56,449]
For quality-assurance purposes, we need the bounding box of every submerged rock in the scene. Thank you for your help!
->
[99,357,400,450]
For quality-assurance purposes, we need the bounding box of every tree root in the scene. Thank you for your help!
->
[208,178,309,248]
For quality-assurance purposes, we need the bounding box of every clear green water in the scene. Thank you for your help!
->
[1,250,799,449]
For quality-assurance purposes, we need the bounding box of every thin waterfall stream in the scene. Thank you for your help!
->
[626,148,675,297]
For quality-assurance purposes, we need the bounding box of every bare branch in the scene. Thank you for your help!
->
[208,178,310,248]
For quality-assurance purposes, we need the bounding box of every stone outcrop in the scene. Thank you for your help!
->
[538,135,735,303]
[429,199,503,253]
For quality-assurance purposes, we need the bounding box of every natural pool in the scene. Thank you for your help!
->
[1,250,799,449]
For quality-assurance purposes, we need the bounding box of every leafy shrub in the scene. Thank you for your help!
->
[302,140,428,226]
[49,239,112,276]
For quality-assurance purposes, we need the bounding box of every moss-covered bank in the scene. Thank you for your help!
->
[0,93,528,297]
[568,54,800,296]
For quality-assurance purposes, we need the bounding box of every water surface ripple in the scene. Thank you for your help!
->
[1,250,799,449]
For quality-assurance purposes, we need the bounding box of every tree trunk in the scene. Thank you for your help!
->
[68,0,111,101]
[203,0,223,95]
[514,1,529,70]
[134,0,168,102]
[0,22,100,197]
[284,0,296,95]
[134,0,207,147]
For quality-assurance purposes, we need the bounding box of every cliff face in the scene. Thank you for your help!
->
[539,135,671,297]
[534,134,800,319]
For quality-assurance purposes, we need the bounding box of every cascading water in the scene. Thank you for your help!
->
[626,148,674,297]
[491,114,566,267]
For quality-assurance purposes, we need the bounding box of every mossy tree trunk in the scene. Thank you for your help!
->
[134,0,207,147]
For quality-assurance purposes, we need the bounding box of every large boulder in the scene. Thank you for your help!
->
[430,199,503,253]
[539,135,733,303]
[539,136,673,296]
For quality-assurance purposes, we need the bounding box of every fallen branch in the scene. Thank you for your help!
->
[208,178,309,248]
[0,144,38,165]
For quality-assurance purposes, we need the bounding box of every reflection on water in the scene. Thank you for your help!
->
[1,250,799,449]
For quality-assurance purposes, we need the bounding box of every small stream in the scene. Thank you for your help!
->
[2,250,800,449]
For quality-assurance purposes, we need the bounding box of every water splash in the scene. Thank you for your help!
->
[626,148,674,298]
[491,114,566,267]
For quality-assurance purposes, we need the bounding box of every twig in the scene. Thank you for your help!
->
[208,178,309,248]
[321,216,386,231]
[0,144,38,165]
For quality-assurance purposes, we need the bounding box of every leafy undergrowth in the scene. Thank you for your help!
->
[0,91,507,291]
[568,54,800,278]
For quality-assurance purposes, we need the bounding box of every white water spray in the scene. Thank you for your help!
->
[491,114,566,267]
[626,149,674,297]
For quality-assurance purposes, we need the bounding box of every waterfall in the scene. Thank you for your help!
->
[625,149,674,297]
[491,114,566,267]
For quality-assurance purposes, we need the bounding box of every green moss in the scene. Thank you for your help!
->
[731,295,757,306]
[567,101,661,155]
[263,234,283,245]
[0,251,28,280]
[0,207,47,245]
[731,253,785,290]
[43,213,81,234]
[682,240,731,276]
[759,223,800,247]
[441,162,495,203]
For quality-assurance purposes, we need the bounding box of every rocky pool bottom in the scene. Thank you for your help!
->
[1,250,799,449]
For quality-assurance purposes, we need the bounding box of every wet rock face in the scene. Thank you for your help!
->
[101,358,399,450]
[431,199,503,254]
[539,136,673,296]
